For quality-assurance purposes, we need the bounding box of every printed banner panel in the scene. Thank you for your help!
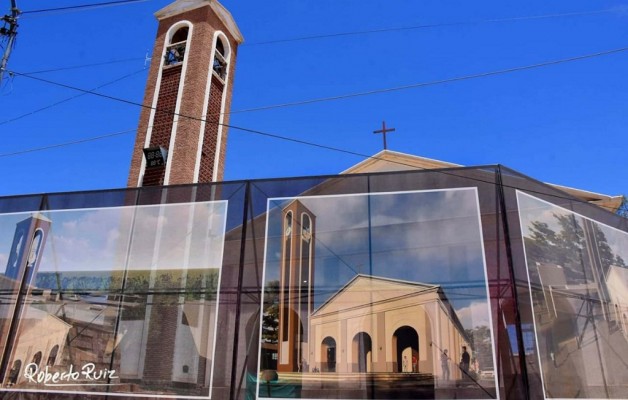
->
[0,201,228,399]
[258,188,498,399]
[517,192,628,399]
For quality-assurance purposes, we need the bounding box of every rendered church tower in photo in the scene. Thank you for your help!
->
[128,0,243,187]
[277,201,316,373]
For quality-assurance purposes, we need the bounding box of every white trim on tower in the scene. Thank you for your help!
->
[137,20,194,186]
[193,31,231,183]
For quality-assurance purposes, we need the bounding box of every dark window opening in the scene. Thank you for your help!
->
[47,345,59,366]
[216,38,225,57]
[212,37,228,80]
[164,27,189,66]
[171,27,188,43]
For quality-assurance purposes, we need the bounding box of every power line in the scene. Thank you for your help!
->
[10,45,628,119]
[23,57,145,75]
[0,67,146,126]
[0,129,135,157]
[1,128,622,217]
[6,44,628,161]
[222,46,628,115]
[5,45,627,212]
[21,0,150,15]
[244,7,623,46]
[2,122,622,215]
[10,7,619,79]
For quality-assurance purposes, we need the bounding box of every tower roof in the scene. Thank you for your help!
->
[155,0,244,43]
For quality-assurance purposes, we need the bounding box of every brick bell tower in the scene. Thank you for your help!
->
[128,0,243,187]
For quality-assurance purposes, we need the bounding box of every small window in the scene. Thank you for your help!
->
[301,213,312,243]
[164,26,189,66]
[172,27,188,43]
[212,37,228,80]
[216,38,225,57]
[27,230,44,268]
[28,352,42,374]
[32,352,42,366]
[47,345,59,366]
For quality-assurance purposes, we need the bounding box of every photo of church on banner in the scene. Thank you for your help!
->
[0,201,228,399]
[257,188,499,399]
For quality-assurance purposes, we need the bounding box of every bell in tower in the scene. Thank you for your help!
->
[128,0,243,187]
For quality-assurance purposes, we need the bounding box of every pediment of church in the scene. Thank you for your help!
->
[341,150,460,175]
[312,274,439,317]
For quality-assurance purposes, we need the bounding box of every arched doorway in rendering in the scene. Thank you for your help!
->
[352,332,372,372]
[321,336,336,372]
[393,326,419,373]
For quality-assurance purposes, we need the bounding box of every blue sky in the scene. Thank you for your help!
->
[2,0,628,197]
[0,201,228,273]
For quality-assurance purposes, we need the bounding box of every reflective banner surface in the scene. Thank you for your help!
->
[518,192,628,399]
[0,201,228,399]
[258,188,498,399]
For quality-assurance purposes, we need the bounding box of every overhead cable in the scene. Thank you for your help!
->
[5,45,628,212]
[9,45,628,120]
[0,129,135,157]
[246,7,624,46]
[23,58,145,75]
[0,68,146,126]
[228,45,628,114]
[21,0,150,15]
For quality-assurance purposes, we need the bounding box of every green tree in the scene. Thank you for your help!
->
[525,212,626,283]
[262,280,280,344]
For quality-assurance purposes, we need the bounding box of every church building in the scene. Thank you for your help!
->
[309,275,469,379]
[0,1,627,400]
[127,0,243,187]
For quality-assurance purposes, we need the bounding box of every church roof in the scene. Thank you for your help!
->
[311,274,440,317]
[343,150,624,213]
[19,307,72,333]
[341,150,460,174]
[155,0,244,44]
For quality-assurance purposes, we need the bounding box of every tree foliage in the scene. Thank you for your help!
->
[524,212,626,283]
[262,280,280,344]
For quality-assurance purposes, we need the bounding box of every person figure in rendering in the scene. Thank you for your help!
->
[441,349,450,381]
[460,346,470,378]
[7,360,20,386]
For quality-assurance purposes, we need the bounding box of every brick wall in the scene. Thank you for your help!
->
[128,4,239,188]
[199,76,225,182]
[140,65,181,186]
[142,301,179,383]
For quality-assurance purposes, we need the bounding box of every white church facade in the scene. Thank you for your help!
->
[308,274,469,380]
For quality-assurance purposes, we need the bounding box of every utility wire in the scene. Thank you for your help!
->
[5,45,627,212]
[228,45,628,115]
[21,0,150,15]
[23,58,145,75]
[10,6,619,77]
[0,129,135,157]
[0,121,622,214]
[9,45,628,119]
[0,67,146,126]
[245,7,624,46]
